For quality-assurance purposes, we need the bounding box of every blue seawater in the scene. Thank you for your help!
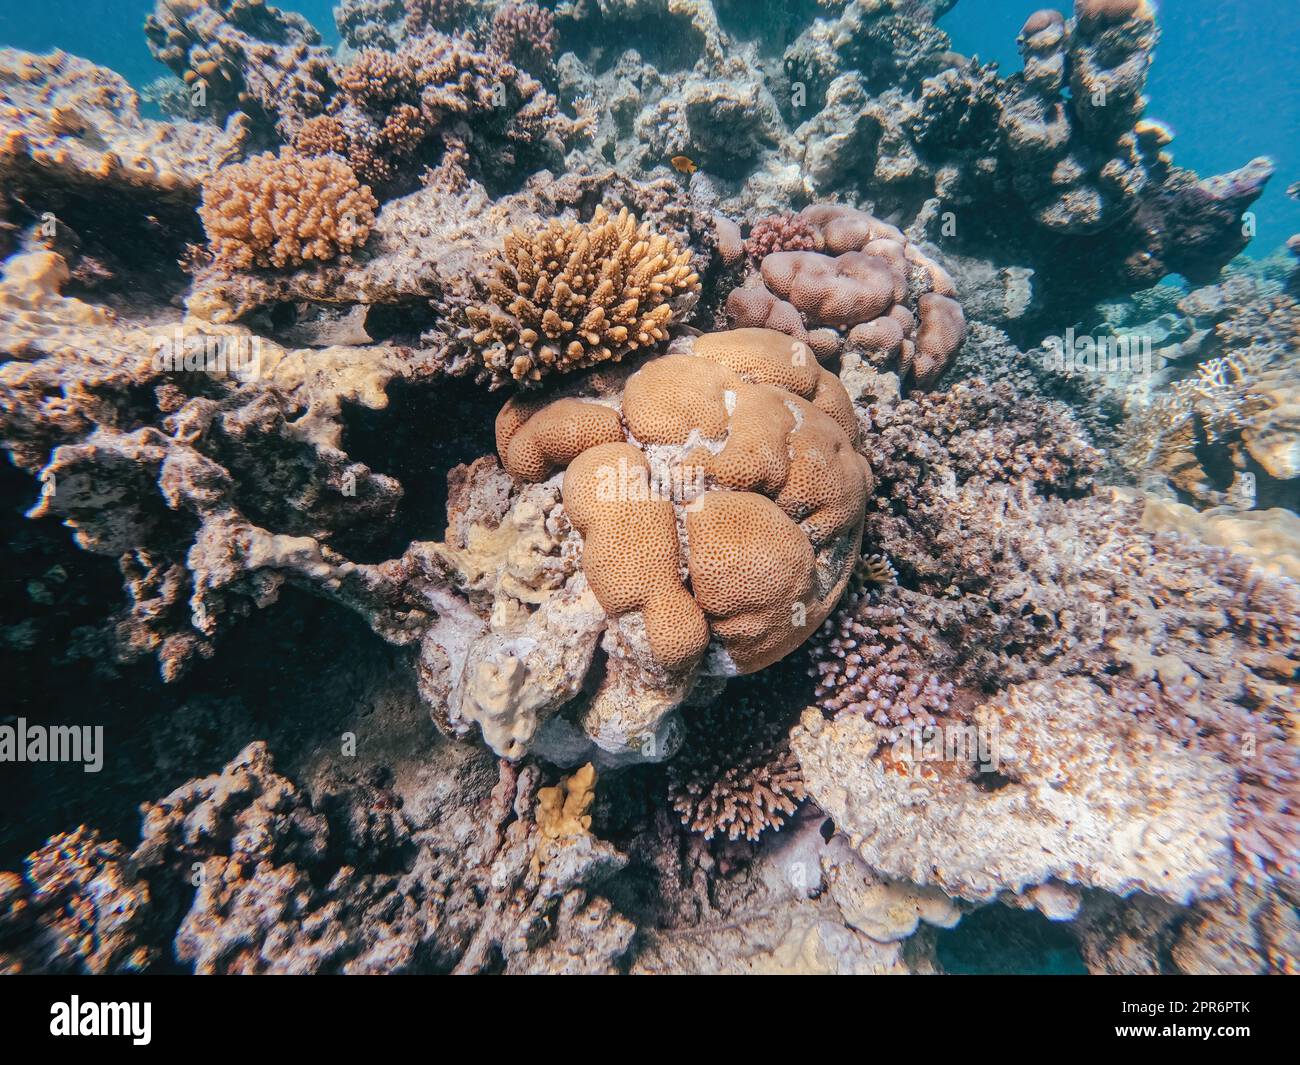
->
[939,0,1300,254]
[3,0,1296,253]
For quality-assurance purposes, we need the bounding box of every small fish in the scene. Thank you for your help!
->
[670,155,698,175]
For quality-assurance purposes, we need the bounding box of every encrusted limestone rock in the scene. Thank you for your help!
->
[792,678,1238,904]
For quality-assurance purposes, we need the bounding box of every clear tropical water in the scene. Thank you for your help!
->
[939,0,1300,254]
[5,0,1297,252]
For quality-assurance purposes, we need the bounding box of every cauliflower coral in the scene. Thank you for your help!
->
[199,149,379,270]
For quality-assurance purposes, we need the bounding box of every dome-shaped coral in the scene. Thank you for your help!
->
[465,206,701,387]
[495,328,871,674]
[728,205,966,390]
[199,149,378,270]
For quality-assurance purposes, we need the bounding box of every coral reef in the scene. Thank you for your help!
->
[667,699,806,842]
[0,0,1294,980]
[464,206,701,386]
[144,0,336,136]
[0,48,250,274]
[550,0,1268,322]
[727,204,966,388]
[2,742,635,974]
[200,149,379,269]
[494,328,869,673]
[1114,273,1300,506]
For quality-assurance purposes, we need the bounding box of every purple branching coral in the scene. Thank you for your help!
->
[489,3,559,76]
[404,0,473,34]
[290,28,573,196]
[667,700,807,843]
[809,596,954,730]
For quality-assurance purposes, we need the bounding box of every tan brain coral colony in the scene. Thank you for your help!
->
[495,327,872,674]
[199,148,379,270]
[465,206,702,387]
[728,204,967,390]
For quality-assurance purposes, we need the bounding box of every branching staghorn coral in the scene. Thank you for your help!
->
[667,699,806,843]
[290,28,576,198]
[809,595,954,730]
[465,206,701,386]
[200,149,379,270]
[404,0,474,34]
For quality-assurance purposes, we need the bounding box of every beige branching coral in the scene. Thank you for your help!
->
[668,700,806,843]
[465,206,701,386]
[199,149,379,270]
[1123,345,1277,503]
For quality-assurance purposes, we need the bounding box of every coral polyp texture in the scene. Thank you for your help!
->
[0,0,1297,981]
[728,205,967,389]
[494,327,870,681]
[465,206,702,386]
[200,149,379,269]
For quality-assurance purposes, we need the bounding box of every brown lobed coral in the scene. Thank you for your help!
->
[199,149,379,270]
[465,206,701,387]
[404,0,472,34]
[729,204,966,389]
[494,327,872,675]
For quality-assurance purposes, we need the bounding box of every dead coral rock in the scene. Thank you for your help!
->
[0,249,423,682]
[144,0,335,137]
[792,677,1237,904]
[200,149,379,270]
[336,0,406,50]
[465,206,701,387]
[0,827,154,974]
[0,47,249,263]
[0,47,248,199]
